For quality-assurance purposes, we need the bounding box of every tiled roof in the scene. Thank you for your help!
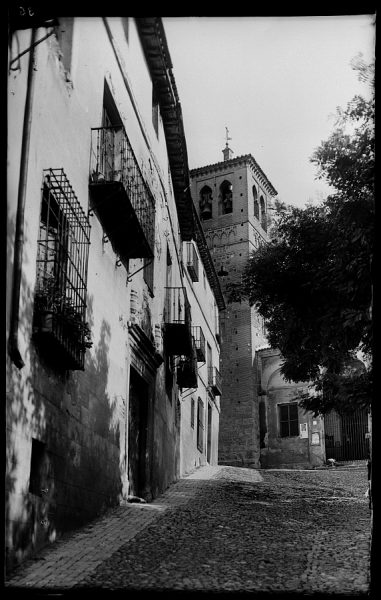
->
[136,18,194,241]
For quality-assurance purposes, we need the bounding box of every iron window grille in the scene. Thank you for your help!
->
[33,169,91,370]
[192,326,206,362]
[208,366,222,396]
[279,403,299,437]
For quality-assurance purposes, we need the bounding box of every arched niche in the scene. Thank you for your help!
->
[253,186,259,219]
[260,196,267,231]
[219,180,233,215]
[199,185,213,220]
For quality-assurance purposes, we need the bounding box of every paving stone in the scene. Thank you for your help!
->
[5,465,371,594]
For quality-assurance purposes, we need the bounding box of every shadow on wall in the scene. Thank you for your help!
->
[6,217,123,572]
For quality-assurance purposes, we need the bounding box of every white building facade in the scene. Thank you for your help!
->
[7,15,224,571]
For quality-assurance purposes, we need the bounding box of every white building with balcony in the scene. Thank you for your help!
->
[7,14,224,572]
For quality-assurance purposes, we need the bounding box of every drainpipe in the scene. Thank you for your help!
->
[8,28,37,369]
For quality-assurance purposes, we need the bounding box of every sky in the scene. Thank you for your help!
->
[162,15,375,208]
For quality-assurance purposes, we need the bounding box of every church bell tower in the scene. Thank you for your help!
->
[190,133,277,467]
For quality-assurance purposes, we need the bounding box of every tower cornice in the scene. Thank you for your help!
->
[190,153,277,197]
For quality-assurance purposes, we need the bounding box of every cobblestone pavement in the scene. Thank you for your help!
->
[5,465,371,596]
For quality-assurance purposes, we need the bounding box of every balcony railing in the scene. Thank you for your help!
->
[192,326,206,362]
[208,366,222,396]
[163,287,193,356]
[89,126,155,261]
[177,342,198,389]
[185,241,199,282]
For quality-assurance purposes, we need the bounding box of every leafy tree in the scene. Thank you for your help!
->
[228,55,374,415]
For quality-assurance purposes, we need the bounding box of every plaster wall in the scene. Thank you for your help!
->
[180,248,221,475]
[257,353,325,469]
[6,17,187,570]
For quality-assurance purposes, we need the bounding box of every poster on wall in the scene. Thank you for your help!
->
[311,432,320,445]
[299,423,308,438]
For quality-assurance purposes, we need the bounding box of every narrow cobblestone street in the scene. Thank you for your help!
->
[5,465,371,597]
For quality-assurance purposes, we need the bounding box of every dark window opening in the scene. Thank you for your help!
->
[220,180,233,215]
[260,196,267,232]
[253,186,259,219]
[29,439,47,497]
[279,403,299,437]
[191,397,195,429]
[199,185,213,220]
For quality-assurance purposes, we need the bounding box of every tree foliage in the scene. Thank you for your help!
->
[227,56,374,415]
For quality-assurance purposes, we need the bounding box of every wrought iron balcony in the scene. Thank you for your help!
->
[176,342,198,389]
[185,241,199,282]
[192,326,206,362]
[89,126,155,262]
[208,366,222,396]
[163,287,193,356]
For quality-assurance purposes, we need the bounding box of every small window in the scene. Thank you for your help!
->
[197,397,204,451]
[29,439,47,497]
[279,403,299,437]
[191,397,195,429]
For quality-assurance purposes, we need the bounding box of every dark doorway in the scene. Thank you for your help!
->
[128,368,149,498]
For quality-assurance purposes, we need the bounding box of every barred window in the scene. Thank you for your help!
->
[279,403,299,437]
[197,397,204,451]
[33,169,91,370]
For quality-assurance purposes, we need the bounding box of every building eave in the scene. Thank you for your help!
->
[136,17,194,241]
[192,203,226,312]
